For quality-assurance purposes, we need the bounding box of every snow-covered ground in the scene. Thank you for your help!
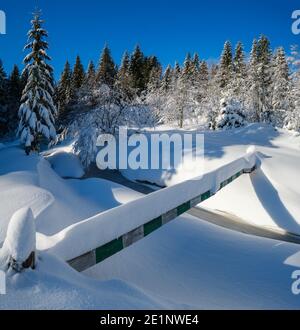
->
[122,123,300,236]
[0,124,300,309]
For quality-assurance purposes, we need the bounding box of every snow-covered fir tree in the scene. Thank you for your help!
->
[271,47,291,127]
[256,35,273,122]
[285,45,300,131]
[117,51,132,100]
[213,96,246,130]
[160,65,173,93]
[246,39,260,122]
[18,11,57,153]
[217,41,233,89]
[232,42,247,102]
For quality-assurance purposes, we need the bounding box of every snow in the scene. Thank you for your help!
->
[0,252,170,310]
[1,207,36,270]
[85,213,300,309]
[0,123,300,309]
[45,151,85,178]
[121,123,300,236]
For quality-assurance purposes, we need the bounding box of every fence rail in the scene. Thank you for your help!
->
[66,153,257,272]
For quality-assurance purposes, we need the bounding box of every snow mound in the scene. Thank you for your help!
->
[46,151,84,179]
[1,208,36,270]
[0,172,54,244]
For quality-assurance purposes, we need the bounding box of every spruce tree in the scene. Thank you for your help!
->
[85,60,96,87]
[144,56,161,87]
[217,41,233,89]
[117,51,132,99]
[71,55,85,91]
[257,35,273,122]
[160,65,173,93]
[191,53,200,84]
[7,65,22,133]
[57,60,72,118]
[286,45,300,130]
[272,47,290,126]
[96,45,116,87]
[18,11,57,153]
[0,60,8,136]
[247,39,260,121]
[198,60,209,104]
[192,53,200,71]
[233,42,246,78]
[199,61,209,84]
[232,42,247,104]
[129,45,146,94]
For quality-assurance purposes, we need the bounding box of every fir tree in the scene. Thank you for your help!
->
[272,47,291,126]
[199,61,209,84]
[117,51,132,99]
[232,42,247,105]
[160,65,173,93]
[217,41,233,89]
[71,55,85,91]
[257,35,273,122]
[233,42,246,76]
[246,39,260,121]
[0,60,8,136]
[18,11,57,153]
[96,45,116,87]
[129,45,146,94]
[85,60,96,87]
[7,65,22,133]
[57,60,72,119]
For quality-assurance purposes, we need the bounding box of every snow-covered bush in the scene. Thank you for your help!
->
[0,207,36,272]
[70,84,128,169]
[213,97,246,130]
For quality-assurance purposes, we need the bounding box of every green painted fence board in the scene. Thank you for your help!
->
[201,191,211,201]
[144,216,162,236]
[177,201,191,216]
[96,238,123,263]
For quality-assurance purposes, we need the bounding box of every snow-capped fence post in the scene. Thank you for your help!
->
[2,208,36,272]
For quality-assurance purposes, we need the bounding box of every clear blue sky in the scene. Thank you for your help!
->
[0,0,299,79]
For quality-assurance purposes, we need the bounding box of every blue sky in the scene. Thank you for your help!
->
[0,0,300,78]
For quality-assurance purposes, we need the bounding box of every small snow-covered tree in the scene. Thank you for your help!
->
[18,11,57,153]
[213,96,246,130]
[73,83,128,168]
